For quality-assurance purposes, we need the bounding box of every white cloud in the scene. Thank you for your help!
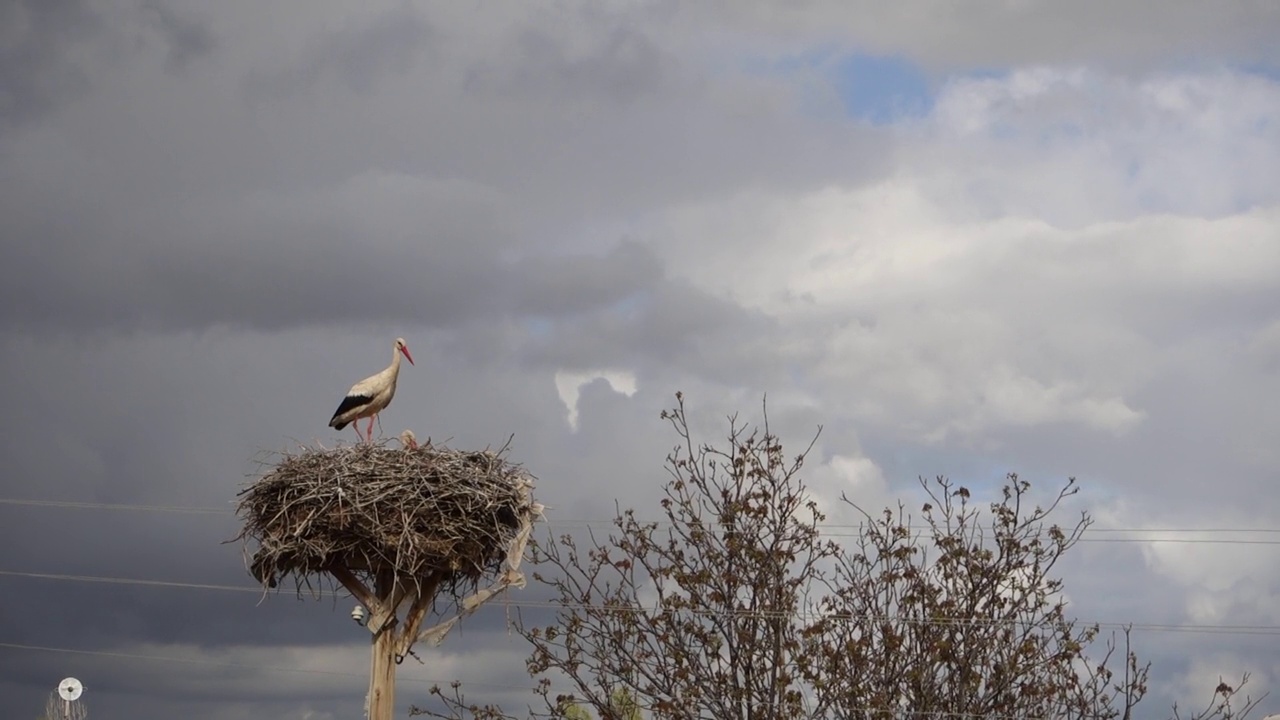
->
[635,67,1280,448]
[1165,652,1280,717]
[804,453,891,528]
[554,369,639,431]
[909,68,1280,223]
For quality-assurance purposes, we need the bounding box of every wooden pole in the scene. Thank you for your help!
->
[368,622,397,720]
[333,567,445,719]
[367,569,398,720]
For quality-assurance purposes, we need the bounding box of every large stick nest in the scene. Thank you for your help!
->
[233,438,540,597]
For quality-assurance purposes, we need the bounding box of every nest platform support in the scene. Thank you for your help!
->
[232,437,542,720]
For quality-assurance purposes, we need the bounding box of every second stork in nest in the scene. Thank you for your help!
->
[329,337,415,443]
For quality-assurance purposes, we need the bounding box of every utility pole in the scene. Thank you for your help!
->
[333,567,441,720]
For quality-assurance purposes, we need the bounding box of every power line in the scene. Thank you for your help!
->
[0,570,280,595]
[0,641,528,692]
[3,569,1279,636]
[1,497,1277,541]
[0,498,231,515]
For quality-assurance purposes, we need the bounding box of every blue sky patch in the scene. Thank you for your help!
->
[523,316,554,338]
[1239,61,1280,83]
[830,52,935,124]
[740,47,938,124]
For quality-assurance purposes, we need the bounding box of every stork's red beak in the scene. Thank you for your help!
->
[401,346,415,365]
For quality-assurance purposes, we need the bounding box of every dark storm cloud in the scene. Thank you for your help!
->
[0,196,670,333]
[0,0,99,128]
[0,570,538,718]
[0,0,886,337]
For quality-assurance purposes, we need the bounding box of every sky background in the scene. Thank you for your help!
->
[2,0,1280,718]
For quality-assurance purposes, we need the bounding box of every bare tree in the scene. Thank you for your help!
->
[800,474,1147,719]
[412,393,1264,720]
[513,391,831,718]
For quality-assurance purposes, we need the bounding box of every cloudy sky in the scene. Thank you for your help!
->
[2,0,1280,717]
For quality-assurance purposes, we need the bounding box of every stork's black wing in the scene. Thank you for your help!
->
[329,393,373,429]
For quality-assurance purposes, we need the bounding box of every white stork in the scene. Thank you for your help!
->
[398,429,418,449]
[328,337,415,443]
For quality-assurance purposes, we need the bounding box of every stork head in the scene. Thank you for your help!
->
[395,337,415,365]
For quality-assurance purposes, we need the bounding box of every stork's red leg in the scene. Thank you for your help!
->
[367,416,376,441]
[351,423,362,442]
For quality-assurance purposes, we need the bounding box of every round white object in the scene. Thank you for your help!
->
[58,677,83,701]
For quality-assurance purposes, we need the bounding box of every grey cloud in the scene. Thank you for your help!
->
[0,586,536,717]
[0,1,888,337]
[517,273,780,382]
[242,4,433,100]
[0,0,99,128]
[465,23,668,104]
[686,0,1280,73]
[140,0,216,75]
[512,239,664,317]
[0,194,670,333]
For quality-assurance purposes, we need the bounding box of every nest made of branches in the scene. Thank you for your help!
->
[233,437,539,599]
